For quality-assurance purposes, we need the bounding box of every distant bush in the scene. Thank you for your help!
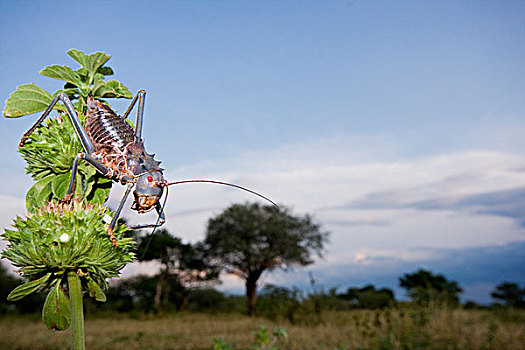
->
[339,284,395,309]
[256,283,354,324]
[186,289,247,314]
[187,288,226,311]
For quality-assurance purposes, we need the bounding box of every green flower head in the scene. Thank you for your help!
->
[2,199,135,302]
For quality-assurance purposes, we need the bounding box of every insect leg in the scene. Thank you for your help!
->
[20,93,95,155]
[108,183,133,230]
[129,202,165,229]
[65,153,111,199]
[121,90,146,141]
[122,90,141,119]
[19,94,61,147]
[154,201,166,227]
[134,90,146,141]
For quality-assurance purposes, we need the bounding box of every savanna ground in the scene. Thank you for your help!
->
[0,308,524,350]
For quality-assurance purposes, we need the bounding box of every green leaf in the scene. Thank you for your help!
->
[26,175,54,212]
[40,65,84,88]
[25,184,38,212]
[67,49,110,76]
[7,273,52,301]
[75,67,89,81]
[86,177,112,205]
[80,164,97,178]
[36,177,54,206]
[82,176,95,200]
[51,173,71,199]
[55,88,79,100]
[87,186,110,205]
[86,277,106,302]
[3,83,54,118]
[92,80,132,99]
[42,283,70,331]
[213,337,234,350]
[73,172,96,199]
[97,67,114,76]
[273,327,288,340]
[92,72,105,85]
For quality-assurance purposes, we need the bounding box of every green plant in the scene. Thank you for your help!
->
[2,50,135,349]
[213,325,289,350]
[4,49,132,118]
[213,337,234,350]
[4,200,134,305]
[252,325,288,350]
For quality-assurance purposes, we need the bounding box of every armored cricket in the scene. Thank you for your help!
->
[19,91,276,246]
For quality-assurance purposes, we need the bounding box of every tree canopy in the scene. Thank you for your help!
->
[203,202,329,315]
[340,285,395,309]
[399,269,463,306]
[491,282,525,308]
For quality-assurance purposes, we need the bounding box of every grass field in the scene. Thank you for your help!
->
[0,308,524,350]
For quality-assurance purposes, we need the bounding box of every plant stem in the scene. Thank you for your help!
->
[67,271,85,350]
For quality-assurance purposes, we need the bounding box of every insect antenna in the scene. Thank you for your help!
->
[140,179,277,259]
[165,179,278,208]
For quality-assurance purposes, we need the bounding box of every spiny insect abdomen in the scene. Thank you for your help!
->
[85,96,135,151]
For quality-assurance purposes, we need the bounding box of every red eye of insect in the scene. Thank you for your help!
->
[147,176,153,182]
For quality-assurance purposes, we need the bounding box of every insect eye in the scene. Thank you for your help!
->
[147,176,153,182]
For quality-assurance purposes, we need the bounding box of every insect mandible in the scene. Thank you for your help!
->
[19,91,276,246]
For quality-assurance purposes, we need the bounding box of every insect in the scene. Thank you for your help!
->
[19,91,276,246]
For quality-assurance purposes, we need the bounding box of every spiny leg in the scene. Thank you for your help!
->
[122,90,143,119]
[105,184,134,247]
[20,93,94,154]
[65,153,111,200]
[122,90,146,141]
[134,90,146,141]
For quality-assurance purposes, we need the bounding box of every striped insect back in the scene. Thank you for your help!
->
[86,97,135,151]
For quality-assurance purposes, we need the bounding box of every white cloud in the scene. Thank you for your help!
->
[159,138,525,248]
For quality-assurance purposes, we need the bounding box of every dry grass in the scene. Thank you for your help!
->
[0,309,524,350]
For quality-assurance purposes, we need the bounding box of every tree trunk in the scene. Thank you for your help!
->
[177,289,190,311]
[162,280,171,309]
[154,268,168,313]
[245,270,263,316]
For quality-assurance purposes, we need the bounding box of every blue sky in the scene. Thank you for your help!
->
[1,1,524,303]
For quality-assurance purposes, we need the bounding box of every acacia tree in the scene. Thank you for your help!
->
[203,202,329,316]
[399,269,463,306]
